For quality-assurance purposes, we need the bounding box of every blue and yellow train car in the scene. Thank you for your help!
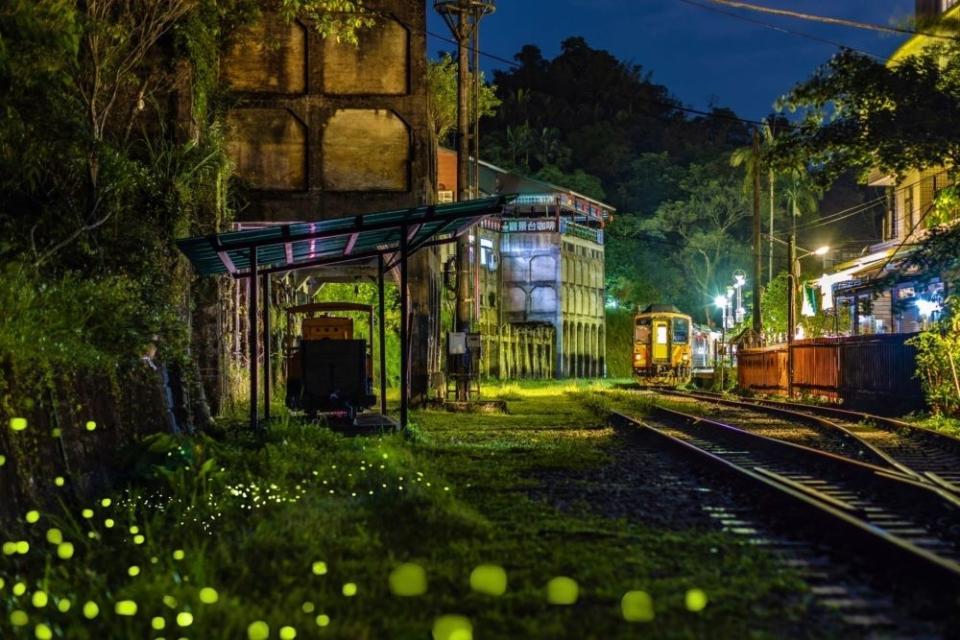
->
[633,304,693,381]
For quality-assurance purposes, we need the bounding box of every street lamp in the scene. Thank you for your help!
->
[714,294,729,389]
[732,270,746,323]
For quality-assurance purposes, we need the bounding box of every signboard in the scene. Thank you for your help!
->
[448,332,466,355]
[502,219,558,233]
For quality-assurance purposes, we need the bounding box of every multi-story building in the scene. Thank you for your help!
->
[817,1,958,336]
[220,3,442,401]
[437,148,612,378]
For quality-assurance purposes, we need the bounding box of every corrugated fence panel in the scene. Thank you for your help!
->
[839,334,923,408]
[738,346,787,393]
[793,340,840,397]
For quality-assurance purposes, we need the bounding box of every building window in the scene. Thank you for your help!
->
[437,190,454,203]
[480,238,495,271]
[903,186,914,236]
[888,188,898,240]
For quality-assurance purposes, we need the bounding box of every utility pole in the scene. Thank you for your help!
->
[435,0,495,401]
[752,129,763,342]
[768,168,775,284]
[786,232,796,398]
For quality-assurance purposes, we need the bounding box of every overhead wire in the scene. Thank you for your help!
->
[703,0,957,40]
[676,0,886,60]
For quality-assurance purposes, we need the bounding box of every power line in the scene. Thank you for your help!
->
[677,0,885,60]
[703,0,956,41]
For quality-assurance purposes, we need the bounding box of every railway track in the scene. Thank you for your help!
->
[611,406,960,606]
[654,388,960,495]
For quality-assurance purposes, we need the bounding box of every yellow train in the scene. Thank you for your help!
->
[633,304,693,381]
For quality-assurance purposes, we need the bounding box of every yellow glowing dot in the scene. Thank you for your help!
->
[16,540,29,554]
[312,561,327,575]
[14,582,27,596]
[0,577,4,589]
[134,534,145,545]
[83,601,100,619]
[342,583,357,597]
[57,542,74,559]
[54,476,64,487]
[85,421,96,431]
[199,587,219,604]
[382,453,388,459]
[46,528,62,544]
[10,417,27,431]
[100,498,111,507]
[104,519,115,528]
[301,602,315,614]
[57,599,71,613]
[546,577,579,605]
[0,454,5,466]
[129,525,139,534]
[315,614,330,627]
[432,615,472,640]
[685,588,708,612]
[177,612,193,627]
[128,565,140,577]
[35,623,53,640]
[31,591,48,608]
[115,600,137,616]
[3,541,17,555]
[279,626,297,639]
[469,565,507,596]
[81,509,93,519]
[621,590,655,622]
[163,595,178,609]
[389,563,427,596]
[173,549,185,561]
[247,621,270,640]
[25,510,39,524]
[11,610,29,627]
[51,428,62,438]
[152,617,166,630]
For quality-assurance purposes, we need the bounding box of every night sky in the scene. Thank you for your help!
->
[426,1,917,121]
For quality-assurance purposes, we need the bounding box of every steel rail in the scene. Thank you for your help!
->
[658,388,960,494]
[610,410,960,595]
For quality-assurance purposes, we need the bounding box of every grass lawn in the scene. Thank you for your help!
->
[1,380,809,639]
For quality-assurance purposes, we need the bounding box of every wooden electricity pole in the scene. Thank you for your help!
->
[752,130,763,341]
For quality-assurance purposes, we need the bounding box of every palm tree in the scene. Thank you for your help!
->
[730,119,777,283]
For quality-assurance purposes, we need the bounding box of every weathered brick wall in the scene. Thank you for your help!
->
[222,1,432,221]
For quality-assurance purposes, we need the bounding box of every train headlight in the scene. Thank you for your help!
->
[681,353,690,362]
[633,353,643,362]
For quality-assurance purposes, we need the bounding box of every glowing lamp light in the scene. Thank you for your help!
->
[713,295,728,309]
[916,298,941,318]
[813,246,830,256]
[734,274,746,287]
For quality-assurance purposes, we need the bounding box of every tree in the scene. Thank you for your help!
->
[642,163,752,323]
[426,51,500,146]
[774,43,960,184]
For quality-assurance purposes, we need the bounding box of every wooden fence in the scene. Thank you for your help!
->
[738,334,924,412]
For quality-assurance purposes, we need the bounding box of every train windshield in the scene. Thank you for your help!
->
[635,318,650,342]
[672,318,689,344]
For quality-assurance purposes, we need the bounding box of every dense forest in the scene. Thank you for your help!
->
[474,37,881,330]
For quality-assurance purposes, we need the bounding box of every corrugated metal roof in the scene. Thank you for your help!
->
[176,195,513,278]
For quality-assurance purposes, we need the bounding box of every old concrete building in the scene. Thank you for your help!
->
[221,3,442,401]
[438,148,612,378]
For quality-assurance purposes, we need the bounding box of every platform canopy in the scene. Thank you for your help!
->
[176,195,514,278]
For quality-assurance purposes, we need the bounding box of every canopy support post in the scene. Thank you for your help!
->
[378,254,388,417]
[400,226,409,431]
[262,272,271,422]
[248,247,259,434]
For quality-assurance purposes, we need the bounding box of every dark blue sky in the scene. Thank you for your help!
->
[426,1,917,121]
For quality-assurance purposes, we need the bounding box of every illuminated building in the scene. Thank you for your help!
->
[438,148,613,378]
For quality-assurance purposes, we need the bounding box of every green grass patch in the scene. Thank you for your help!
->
[1,381,810,638]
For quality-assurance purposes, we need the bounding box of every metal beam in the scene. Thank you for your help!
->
[344,232,359,256]
[378,254,388,417]
[400,225,409,431]
[249,246,259,433]
[262,272,272,422]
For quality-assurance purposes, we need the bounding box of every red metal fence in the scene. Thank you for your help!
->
[738,334,924,411]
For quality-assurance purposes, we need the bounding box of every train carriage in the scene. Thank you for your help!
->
[633,304,694,381]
